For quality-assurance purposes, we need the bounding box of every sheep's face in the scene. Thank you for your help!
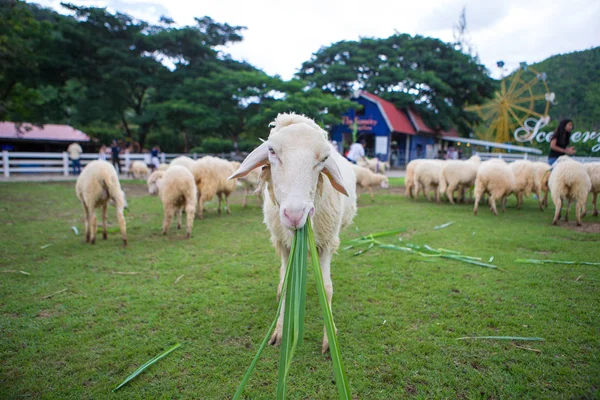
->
[147,171,163,196]
[229,121,349,231]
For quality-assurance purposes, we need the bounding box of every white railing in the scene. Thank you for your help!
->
[475,152,600,164]
[1,151,247,177]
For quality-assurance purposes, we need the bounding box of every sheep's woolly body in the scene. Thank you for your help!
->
[169,156,195,172]
[473,159,515,216]
[405,159,423,198]
[414,160,445,202]
[129,160,150,179]
[438,156,480,204]
[357,157,389,174]
[75,160,127,245]
[158,166,198,237]
[548,159,591,226]
[509,160,543,210]
[157,163,169,171]
[191,156,238,218]
[532,161,551,208]
[230,161,262,207]
[585,162,600,216]
[352,164,388,201]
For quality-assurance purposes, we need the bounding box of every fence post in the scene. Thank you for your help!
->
[524,153,528,160]
[125,153,130,175]
[63,152,69,176]
[193,153,197,160]
[2,151,9,178]
[161,152,165,163]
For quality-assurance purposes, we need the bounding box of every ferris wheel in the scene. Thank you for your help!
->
[465,64,555,143]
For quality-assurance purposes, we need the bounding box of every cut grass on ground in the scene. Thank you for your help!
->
[0,182,599,399]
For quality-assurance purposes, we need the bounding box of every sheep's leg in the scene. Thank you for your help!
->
[542,190,549,209]
[177,208,183,230]
[535,187,543,211]
[197,195,204,220]
[565,198,572,222]
[593,193,598,217]
[162,206,175,235]
[473,188,483,216]
[82,203,91,243]
[501,196,507,213]
[116,208,127,246]
[102,204,108,240]
[90,212,98,244]
[552,194,562,225]
[424,184,433,202]
[435,185,441,203]
[242,188,249,208]
[489,195,498,216]
[270,247,291,347]
[319,250,336,354]
[185,200,195,238]
[225,194,231,215]
[217,193,223,215]
[369,187,374,202]
[516,192,523,210]
[576,198,585,226]
[446,183,456,205]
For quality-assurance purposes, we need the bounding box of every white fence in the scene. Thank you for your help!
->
[475,152,600,164]
[0,151,243,177]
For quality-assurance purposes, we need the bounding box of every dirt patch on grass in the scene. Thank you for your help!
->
[555,220,600,233]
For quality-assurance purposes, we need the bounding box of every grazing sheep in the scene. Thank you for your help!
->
[148,166,197,237]
[548,157,591,226]
[128,160,150,179]
[352,164,389,201]
[509,160,543,210]
[438,155,481,204]
[473,159,515,216]
[169,156,195,171]
[75,160,127,246]
[414,160,445,202]
[585,162,600,216]
[191,156,237,219]
[358,157,390,174]
[532,161,551,209]
[229,112,357,353]
[230,161,262,208]
[405,159,423,199]
[157,163,169,171]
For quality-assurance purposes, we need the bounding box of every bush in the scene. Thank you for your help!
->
[237,139,260,152]
[202,138,234,154]
[189,146,204,154]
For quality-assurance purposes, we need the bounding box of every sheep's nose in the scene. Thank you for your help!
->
[283,208,304,228]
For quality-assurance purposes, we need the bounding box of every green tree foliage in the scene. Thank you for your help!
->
[297,34,495,134]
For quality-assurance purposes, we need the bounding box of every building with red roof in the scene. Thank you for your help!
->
[0,122,90,152]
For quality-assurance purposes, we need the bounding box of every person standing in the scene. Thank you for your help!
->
[98,145,107,161]
[346,138,367,164]
[548,119,576,165]
[111,140,121,174]
[151,145,161,169]
[67,142,83,175]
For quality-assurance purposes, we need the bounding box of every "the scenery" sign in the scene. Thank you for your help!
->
[513,117,600,152]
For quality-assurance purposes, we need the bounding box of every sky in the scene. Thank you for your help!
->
[35,0,600,80]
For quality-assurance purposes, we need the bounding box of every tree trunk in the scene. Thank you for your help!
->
[121,113,132,138]
[138,123,150,150]
[182,129,189,153]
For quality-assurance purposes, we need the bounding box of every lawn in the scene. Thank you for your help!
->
[1,181,599,399]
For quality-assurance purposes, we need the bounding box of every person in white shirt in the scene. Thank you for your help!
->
[346,138,367,164]
[67,142,83,175]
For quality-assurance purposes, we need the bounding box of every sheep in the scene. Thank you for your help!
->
[413,160,445,202]
[191,156,238,219]
[585,162,600,216]
[128,160,150,179]
[532,161,551,209]
[352,164,389,201]
[357,157,390,174]
[438,155,481,204]
[229,112,357,353]
[404,159,423,199]
[473,159,515,216]
[548,157,591,226]
[75,160,127,246]
[147,166,197,237]
[157,163,169,171]
[169,156,195,171]
[230,160,262,208]
[509,160,543,210]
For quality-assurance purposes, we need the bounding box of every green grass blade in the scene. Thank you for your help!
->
[442,255,497,269]
[113,343,181,392]
[307,219,351,399]
[433,221,454,230]
[457,336,545,341]
[349,228,405,242]
[234,233,298,400]
[515,259,600,266]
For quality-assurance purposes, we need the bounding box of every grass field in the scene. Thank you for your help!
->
[1,181,599,399]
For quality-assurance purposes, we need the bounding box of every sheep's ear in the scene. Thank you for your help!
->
[323,157,349,196]
[229,142,269,180]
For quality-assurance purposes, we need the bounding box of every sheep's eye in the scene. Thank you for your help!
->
[320,155,329,164]
[268,147,275,155]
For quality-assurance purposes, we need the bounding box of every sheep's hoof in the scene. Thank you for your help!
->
[269,330,282,347]
[103,233,108,240]
[321,339,330,354]
[177,224,181,230]
[577,222,582,227]
[582,212,587,218]
[473,210,478,216]
[227,209,231,215]
[91,239,96,244]
[122,239,127,247]
[186,233,191,239]
[162,230,167,235]
[593,211,599,217]
[552,220,558,225]
[492,211,498,216]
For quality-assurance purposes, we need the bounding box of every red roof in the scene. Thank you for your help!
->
[0,122,90,142]
[440,128,460,138]
[360,92,416,135]
[405,108,435,134]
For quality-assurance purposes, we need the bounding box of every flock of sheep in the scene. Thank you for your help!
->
[405,155,600,226]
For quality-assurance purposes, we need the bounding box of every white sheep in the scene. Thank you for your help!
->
[229,112,357,353]
[509,160,543,210]
[548,157,591,226]
[473,159,515,216]
[404,159,423,199]
[147,166,197,237]
[157,163,169,171]
[75,160,127,245]
[413,160,445,202]
[438,155,481,204]
[230,160,262,208]
[128,160,150,179]
[585,162,600,216]
[357,157,389,174]
[191,156,238,219]
[352,164,389,201]
[532,161,551,209]
[169,156,195,171]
